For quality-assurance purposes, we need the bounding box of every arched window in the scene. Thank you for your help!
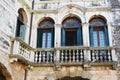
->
[89,18,109,47]
[16,9,26,41]
[61,17,83,46]
[37,18,54,48]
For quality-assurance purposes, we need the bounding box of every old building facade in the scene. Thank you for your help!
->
[0,0,120,80]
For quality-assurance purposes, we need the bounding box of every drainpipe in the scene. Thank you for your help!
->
[29,0,34,44]
[24,69,28,80]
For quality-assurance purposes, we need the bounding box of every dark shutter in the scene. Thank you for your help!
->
[51,28,54,48]
[77,27,82,46]
[104,26,109,46]
[15,18,19,37]
[90,27,94,47]
[37,29,42,48]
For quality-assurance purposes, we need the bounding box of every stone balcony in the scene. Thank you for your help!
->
[20,0,110,12]
[9,37,117,67]
[34,0,110,11]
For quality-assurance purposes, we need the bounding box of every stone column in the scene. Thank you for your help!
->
[54,24,62,48]
[82,23,90,46]
[107,22,113,47]
[54,24,62,62]
[82,23,91,61]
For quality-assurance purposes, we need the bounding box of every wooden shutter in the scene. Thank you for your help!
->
[61,28,65,46]
[20,24,26,41]
[77,27,83,46]
[51,28,54,48]
[104,26,109,46]
[15,18,19,37]
[89,27,94,47]
[37,29,42,48]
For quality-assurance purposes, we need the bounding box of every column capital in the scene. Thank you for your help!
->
[82,22,89,26]
[107,22,112,26]
[54,24,62,27]
[82,22,89,27]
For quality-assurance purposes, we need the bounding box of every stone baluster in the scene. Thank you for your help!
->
[100,50,103,62]
[26,49,28,59]
[103,50,106,62]
[50,52,53,63]
[19,46,22,55]
[96,50,99,62]
[35,52,38,63]
[61,50,64,62]
[46,52,49,63]
[108,49,111,61]
[39,52,41,63]
[65,50,68,62]
[69,50,71,62]
[25,48,28,59]
[28,50,30,59]
[43,52,45,63]
[92,50,95,62]
[73,50,75,62]
[76,50,79,62]
[25,48,27,59]
[80,49,83,62]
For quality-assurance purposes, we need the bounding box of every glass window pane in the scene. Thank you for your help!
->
[42,32,52,48]
[99,31,105,47]
[93,31,98,47]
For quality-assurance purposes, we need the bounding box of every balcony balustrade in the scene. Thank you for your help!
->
[34,48,55,63]
[90,48,112,62]
[59,47,84,63]
[10,37,116,66]
[34,0,110,11]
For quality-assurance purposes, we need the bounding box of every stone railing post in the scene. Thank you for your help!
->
[111,48,118,61]
[30,50,35,62]
[54,24,61,63]
[55,49,60,62]
[84,48,91,62]
[87,49,91,61]
[13,40,20,55]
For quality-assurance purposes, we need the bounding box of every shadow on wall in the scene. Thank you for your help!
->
[56,76,90,80]
[0,69,6,80]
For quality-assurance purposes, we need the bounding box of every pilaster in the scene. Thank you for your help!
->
[107,22,113,47]
[82,23,90,46]
[54,24,62,48]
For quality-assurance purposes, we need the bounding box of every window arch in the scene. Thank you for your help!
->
[37,18,54,48]
[89,17,109,47]
[16,9,27,41]
[61,17,83,46]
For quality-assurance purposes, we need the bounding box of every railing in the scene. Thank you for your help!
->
[90,47,112,62]
[34,0,110,11]
[59,47,85,63]
[10,37,117,66]
[34,48,55,63]
[12,38,34,62]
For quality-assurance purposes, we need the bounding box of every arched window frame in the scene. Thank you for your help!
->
[16,11,26,41]
[61,17,83,46]
[89,18,109,47]
[37,19,54,48]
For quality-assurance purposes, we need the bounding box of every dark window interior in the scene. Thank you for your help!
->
[65,29,77,46]
[16,19,23,37]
